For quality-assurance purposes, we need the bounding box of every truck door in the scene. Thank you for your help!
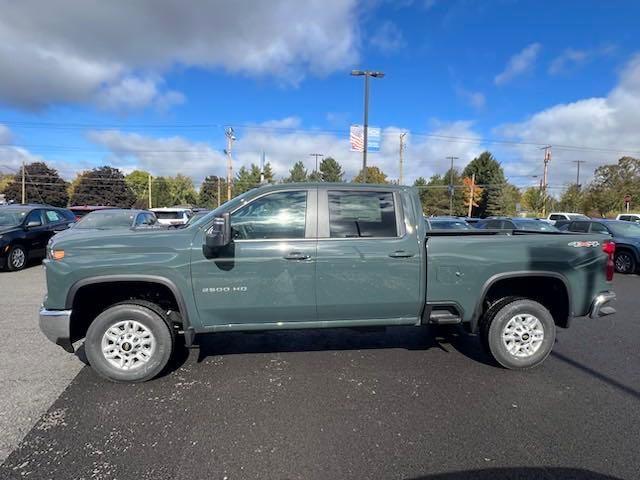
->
[191,189,317,327]
[315,188,422,323]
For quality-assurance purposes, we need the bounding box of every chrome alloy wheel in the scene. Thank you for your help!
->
[615,252,633,273]
[501,314,544,358]
[10,247,25,269]
[101,320,156,370]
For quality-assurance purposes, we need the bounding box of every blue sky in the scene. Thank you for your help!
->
[1,0,640,191]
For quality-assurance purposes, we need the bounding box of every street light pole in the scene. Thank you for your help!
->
[351,70,385,183]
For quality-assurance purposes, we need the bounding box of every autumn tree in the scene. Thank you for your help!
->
[462,176,484,217]
[462,151,506,217]
[353,166,389,184]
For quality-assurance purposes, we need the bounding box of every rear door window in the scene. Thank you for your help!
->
[44,210,63,223]
[590,223,610,234]
[568,221,590,233]
[328,190,397,238]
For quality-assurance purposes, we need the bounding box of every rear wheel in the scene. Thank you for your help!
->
[614,251,635,274]
[6,245,27,271]
[481,299,555,370]
[84,302,174,383]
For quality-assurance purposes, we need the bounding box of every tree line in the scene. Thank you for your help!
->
[1,153,638,217]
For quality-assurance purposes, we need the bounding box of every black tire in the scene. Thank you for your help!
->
[481,299,556,370]
[614,251,635,274]
[6,244,27,271]
[84,302,175,383]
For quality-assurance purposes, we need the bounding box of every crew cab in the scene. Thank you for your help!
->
[39,184,616,382]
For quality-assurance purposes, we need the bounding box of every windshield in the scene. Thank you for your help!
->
[568,214,589,220]
[513,220,558,231]
[75,210,135,229]
[607,221,640,237]
[0,209,29,227]
[430,220,472,230]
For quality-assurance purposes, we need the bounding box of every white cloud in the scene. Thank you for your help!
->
[494,43,542,86]
[0,124,13,144]
[0,0,359,110]
[96,76,185,112]
[370,21,406,54]
[84,118,485,186]
[87,130,226,181]
[548,45,616,75]
[455,87,486,109]
[496,53,640,188]
[0,124,42,173]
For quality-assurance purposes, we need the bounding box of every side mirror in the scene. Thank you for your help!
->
[205,213,231,251]
[26,220,41,228]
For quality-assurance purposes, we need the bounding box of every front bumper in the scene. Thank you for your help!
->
[589,291,617,319]
[39,307,74,352]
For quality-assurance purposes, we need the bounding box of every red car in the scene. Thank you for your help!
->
[68,205,117,221]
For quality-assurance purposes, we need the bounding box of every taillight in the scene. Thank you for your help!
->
[603,241,615,281]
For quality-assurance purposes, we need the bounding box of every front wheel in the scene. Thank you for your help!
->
[6,245,27,271]
[614,251,635,274]
[84,302,174,383]
[482,299,556,370]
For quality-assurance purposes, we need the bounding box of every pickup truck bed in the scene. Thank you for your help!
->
[39,183,616,382]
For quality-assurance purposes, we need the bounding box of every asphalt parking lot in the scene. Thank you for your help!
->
[0,265,639,480]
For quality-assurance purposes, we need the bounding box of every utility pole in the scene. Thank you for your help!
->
[217,177,221,207]
[467,173,476,217]
[309,153,323,176]
[446,156,459,216]
[572,160,585,187]
[540,146,552,216]
[21,161,26,204]
[351,70,385,182]
[225,127,236,201]
[148,174,152,209]
[261,151,266,184]
[399,132,407,185]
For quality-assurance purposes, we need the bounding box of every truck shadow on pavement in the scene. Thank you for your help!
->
[407,467,622,480]
[193,324,496,367]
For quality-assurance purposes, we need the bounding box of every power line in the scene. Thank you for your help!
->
[1,119,640,155]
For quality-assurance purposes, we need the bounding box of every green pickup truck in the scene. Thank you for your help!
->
[39,183,616,382]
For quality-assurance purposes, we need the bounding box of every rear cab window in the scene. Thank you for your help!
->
[327,190,398,238]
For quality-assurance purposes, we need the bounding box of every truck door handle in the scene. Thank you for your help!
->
[283,252,311,261]
[389,250,415,258]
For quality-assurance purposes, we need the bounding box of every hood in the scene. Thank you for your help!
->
[0,225,20,235]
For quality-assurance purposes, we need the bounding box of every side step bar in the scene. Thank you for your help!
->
[429,310,462,325]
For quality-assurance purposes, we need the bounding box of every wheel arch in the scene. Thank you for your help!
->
[66,275,193,345]
[471,271,572,333]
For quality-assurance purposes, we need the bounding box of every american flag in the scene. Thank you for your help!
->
[350,125,364,152]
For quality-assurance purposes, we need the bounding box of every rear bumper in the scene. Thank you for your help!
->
[39,307,74,352]
[589,291,616,318]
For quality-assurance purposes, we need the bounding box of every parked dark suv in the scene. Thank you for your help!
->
[564,219,640,274]
[0,204,75,271]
